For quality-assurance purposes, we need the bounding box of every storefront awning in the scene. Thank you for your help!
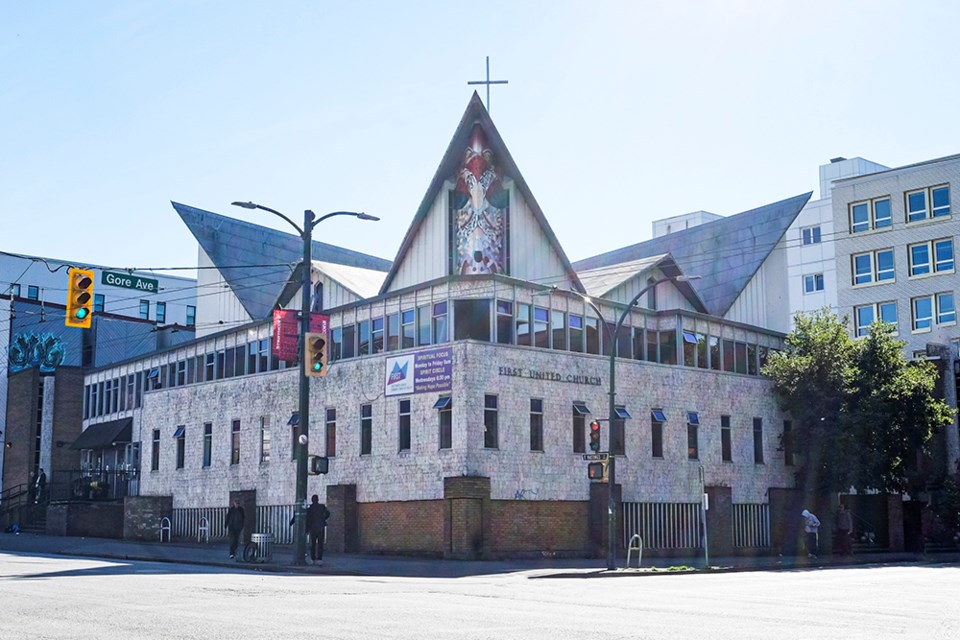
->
[70,418,133,450]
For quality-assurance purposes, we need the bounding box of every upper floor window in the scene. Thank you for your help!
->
[850,197,892,233]
[9,284,20,297]
[27,285,39,300]
[186,305,196,326]
[913,293,956,331]
[906,185,950,223]
[139,300,150,320]
[854,302,898,337]
[801,226,822,245]
[909,238,954,277]
[803,273,824,294]
[852,249,895,286]
[156,302,166,324]
[94,294,105,313]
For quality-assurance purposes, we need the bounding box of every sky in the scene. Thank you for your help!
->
[4,0,960,280]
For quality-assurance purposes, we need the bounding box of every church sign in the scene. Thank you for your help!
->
[385,346,453,397]
[498,366,602,386]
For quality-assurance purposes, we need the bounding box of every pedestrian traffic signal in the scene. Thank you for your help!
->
[65,267,95,329]
[587,462,606,481]
[308,455,329,475]
[589,420,601,452]
[304,332,328,378]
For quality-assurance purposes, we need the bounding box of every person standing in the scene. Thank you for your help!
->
[34,468,46,504]
[306,494,331,565]
[801,509,821,558]
[836,503,853,556]
[225,500,245,560]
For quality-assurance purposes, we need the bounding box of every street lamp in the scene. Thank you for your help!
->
[602,273,699,570]
[231,201,379,566]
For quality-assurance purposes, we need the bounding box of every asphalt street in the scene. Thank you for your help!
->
[1,550,957,640]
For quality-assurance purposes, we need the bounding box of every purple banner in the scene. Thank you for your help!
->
[384,346,453,397]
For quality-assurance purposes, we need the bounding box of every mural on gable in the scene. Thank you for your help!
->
[450,125,509,275]
[7,332,66,373]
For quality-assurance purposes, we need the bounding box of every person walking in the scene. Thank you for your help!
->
[306,494,331,565]
[836,503,853,556]
[801,509,821,558]
[225,500,245,560]
[34,468,46,504]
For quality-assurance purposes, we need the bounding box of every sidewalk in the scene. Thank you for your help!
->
[1,532,956,578]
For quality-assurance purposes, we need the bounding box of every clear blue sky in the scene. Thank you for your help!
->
[4,1,960,277]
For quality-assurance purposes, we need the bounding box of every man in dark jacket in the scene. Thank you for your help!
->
[306,494,331,565]
[226,500,245,559]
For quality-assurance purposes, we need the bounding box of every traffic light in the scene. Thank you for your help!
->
[587,462,606,481]
[589,420,601,452]
[304,332,328,378]
[308,455,329,475]
[65,267,95,329]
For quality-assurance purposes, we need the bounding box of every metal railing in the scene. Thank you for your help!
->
[622,502,702,550]
[732,503,770,548]
[49,469,141,502]
[171,504,295,544]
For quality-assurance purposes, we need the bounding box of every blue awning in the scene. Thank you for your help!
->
[572,402,591,416]
[614,406,631,419]
[433,396,452,410]
[687,412,699,425]
[173,426,185,439]
[651,409,667,422]
[287,412,300,426]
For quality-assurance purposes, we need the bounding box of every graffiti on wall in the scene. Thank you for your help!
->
[7,333,65,373]
[450,125,509,275]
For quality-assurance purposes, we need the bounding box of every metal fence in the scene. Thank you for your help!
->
[622,502,703,550]
[732,503,770,548]
[49,469,140,503]
[171,504,295,544]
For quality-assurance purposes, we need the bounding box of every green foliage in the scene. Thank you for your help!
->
[762,309,954,494]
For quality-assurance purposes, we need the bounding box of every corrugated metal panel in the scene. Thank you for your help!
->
[509,186,578,289]
[194,248,252,338]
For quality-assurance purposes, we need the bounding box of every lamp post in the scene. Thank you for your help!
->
[231,201,378,565]
[602,274,700,570]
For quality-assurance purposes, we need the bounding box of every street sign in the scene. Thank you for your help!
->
[101,271,159,293]
[582,453,608,461]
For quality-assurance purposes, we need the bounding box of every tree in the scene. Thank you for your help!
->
[763,309,953,495]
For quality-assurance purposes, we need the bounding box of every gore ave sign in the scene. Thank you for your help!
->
[101,271,159,293]
[582,453,609,461]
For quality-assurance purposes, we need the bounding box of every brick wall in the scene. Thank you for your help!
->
[124,495,172,541]
[3,368,38,492]
[47,502,124,538]
[487,500,588,554]
[51,367,83,482]
[359,500,444,555]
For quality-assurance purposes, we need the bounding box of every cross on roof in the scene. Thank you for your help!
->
[467,56,508,113]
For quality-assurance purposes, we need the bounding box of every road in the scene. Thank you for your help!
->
[1,551,957,639]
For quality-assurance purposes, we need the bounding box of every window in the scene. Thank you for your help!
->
[569,314,584,353]
[417,305,430,346]
[854,302,899,337]
[10,284,20,297]
[156,302,166,324]
[687,412,699,460]
[720,415,732,462]
[175,426,185,469]
[937,292,956,325]
[651,410,665,458]
[325,408,337,457]
[358,319,371,356]
[906,185,950,222]
[908,238,957,277]
[912,296,933,332]
[401,309,416,348]
[572,402,589,453]
[484,394,498,449]
[398,400,411,451]
[186,305,196,326]
[386,313,399,351]
[151,429,160,471]
[516,303,531,346]
[260,417,271,463]
[551,310,567,351]
[94,294,105,313]
[27,285,39,300]
[533,307,549,348]
[139,300,150,320]
[935,239,955,273]
[803,273,824,294]
[852,249,895,285]
[433,302,448,343]
[453,299,491,341]
[783,420,794,466]
[530,399,544,451]
[849,197,892,233]
[585,316,601,354]
[436,396,451,450]
[753,418,764,464]
[203,422,213,469]
[361,404,373,455]
[496,300,514,344]
[801,226,822,245]
[371,317,384,353]
[231,419,241,465]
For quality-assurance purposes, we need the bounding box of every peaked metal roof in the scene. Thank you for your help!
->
[573,192,812,317]
[313,260,387,299]
[378,92,585,295]
[576,253,708,313]
[173,202,391,320]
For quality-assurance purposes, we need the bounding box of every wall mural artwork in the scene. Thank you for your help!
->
[7,332,66,373]
[451,125,509,275]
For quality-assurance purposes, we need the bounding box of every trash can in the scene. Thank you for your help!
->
[249,532,273,563]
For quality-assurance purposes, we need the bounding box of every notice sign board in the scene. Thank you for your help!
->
[101,271,158,294]
[384,346,453,397]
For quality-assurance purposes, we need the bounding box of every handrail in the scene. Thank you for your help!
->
[626,534,643,569]
[159,517,172,543]
[198,517,210,543]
